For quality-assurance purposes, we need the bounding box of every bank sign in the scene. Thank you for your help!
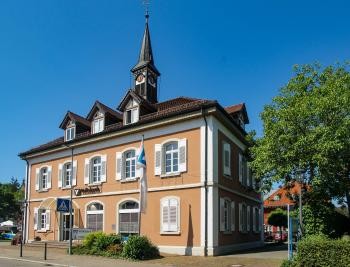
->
[56,198,71,212]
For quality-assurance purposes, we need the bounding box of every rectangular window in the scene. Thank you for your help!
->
[65,127,75,141]
[223,142,231,176]
[64,163,72,187]
[125,108,139,125]
[86,213,103,232]
[92,118,104,134]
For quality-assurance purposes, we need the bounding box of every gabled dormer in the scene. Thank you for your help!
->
[86,101,122,134]
[118,90,156,125]
[225,103,249,130]
[59,111,91,141]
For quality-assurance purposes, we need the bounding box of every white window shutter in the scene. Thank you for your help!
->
[47,166,52,189]
[253,207,257,232]
[239,203,243,232]
[220,198,225,232]
[34,207,38,230]
[58,164,63,188]
[45,210,50,231]
[169,199,179,232]
[154,144,162,176]
[101,155,107,182]
[230,201,235,231]
[239,154,243,183]
[134,108,139,123]
[35,168,40,191]
[247,167,251,187]
[161,200,169,232]
[179,139,187,173]
[115,152,122,180]
[247,206,251,232]
[84,158,90,184]
[72,160,77,186]
[223,143,231,176]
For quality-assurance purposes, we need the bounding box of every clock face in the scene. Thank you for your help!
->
[136,74,145,83]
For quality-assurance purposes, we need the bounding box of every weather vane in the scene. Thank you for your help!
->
[143,0,150,19]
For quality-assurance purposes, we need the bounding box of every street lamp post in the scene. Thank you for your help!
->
[296,168,304,239]
[69,147,74,255]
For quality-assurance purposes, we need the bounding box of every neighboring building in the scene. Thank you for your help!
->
[263,182,302,234]
[19,14,263,256]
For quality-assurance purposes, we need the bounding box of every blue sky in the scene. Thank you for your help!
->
[1,0,349,183]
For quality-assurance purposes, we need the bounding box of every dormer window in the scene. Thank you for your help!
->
[124,99,139,125]
[238,113,245,130]
[92,112,104,134]
[65,127,75,141]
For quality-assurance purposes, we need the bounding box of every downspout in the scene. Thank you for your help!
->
[23,159,30,244]
[202,108,208,256]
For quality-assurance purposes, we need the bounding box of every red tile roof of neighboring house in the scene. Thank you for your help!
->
[225,103,244,114]
[264,182,303,208]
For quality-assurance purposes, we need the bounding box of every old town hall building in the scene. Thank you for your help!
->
[19,14,263,256]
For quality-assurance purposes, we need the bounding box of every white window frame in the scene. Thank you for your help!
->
[92,117,104,134]
[160,197,180,234]
[125,108,139,125]
[118,200,140,234]
[40,210,47,230]
[91,156,102,184]
[164,141,179,175]
[85,201,104,232]
[35,208,50,232]
[41,168,48,190]
[65,127,75,141]
[63,162,72,188]
[124,150,136,180]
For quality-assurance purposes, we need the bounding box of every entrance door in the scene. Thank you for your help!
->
[61,213,74,241]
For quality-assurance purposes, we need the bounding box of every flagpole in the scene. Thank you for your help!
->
[138,135,145,236]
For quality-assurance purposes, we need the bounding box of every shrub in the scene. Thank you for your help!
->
[106,243,123,256]
[292,235,350,267]
[280,259,296,267]
[122,235,159,260]
[83,231,102,249]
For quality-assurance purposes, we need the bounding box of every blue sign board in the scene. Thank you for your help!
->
[56,198,71,212]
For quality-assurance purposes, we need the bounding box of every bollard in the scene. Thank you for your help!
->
[44,242,47,260]
[20,241,23,257]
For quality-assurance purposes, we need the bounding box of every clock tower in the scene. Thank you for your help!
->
[131,13,160,104]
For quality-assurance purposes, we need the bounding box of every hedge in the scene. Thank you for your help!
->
[281,235,350,267]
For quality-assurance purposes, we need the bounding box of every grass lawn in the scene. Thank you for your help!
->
[147,254,283,267]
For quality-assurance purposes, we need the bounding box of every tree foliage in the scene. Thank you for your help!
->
[249,63,350,229]
[268,208,288,228]
[0,178,24,222]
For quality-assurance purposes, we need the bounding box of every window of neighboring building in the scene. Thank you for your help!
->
[91,157,102,183]
[223,142,231,176]
[154,139,187,176]
[86,202,104,232]
[165,142,179,174]
[92,117,104,134]
[63,163,72,187]
[65,127,75,141]
[124,150,136,179]
[253,206,261,232]
[273,194,281,201]
[161,197,179,233]
[118,201,139,236]
[125,108,139,124]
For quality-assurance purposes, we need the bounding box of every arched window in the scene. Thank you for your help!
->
[165,142,179,174]
[118,201,139,236]
[86,202,104,232]
[91,157,102,183]
[124,150,136,179]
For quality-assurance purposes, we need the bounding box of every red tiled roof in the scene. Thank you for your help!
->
[225,103,244,114]
[264,182,302,208]
[19,98,218,157]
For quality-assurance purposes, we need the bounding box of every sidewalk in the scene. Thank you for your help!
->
[0,242,164,267]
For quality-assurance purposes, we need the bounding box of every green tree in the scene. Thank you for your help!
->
[0,178,24,222]
[268,208,288,242]
[249,63,350,232]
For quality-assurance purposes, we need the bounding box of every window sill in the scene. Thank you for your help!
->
[36,230,48,233]
[160,172,181,178]
[120,177,139,183]
[62,186,73,190]
[38,189,49,193]
[160,231,181,235]
[222,231,232,235]
[223,174,232,179]
[88,182,102,186]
